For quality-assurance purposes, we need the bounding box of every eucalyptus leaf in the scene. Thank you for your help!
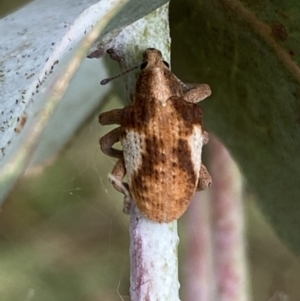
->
[0,0,168,203]
[170,0,300,254]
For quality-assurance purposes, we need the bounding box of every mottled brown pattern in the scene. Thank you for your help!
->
[121,95,202,221]
[99,48,212,222]
[175,139,197,184]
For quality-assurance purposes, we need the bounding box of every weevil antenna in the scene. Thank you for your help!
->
[100,65,139,85]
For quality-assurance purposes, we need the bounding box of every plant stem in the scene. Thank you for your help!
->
[184,191,213,301]
[130,204,180,301]
[209,136,249,301]
[105,3,178,300]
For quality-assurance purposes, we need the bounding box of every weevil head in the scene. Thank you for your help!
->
[133,48,182,105]
[141,48,170,70]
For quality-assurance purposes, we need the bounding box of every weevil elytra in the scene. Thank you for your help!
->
[99,48,212,223]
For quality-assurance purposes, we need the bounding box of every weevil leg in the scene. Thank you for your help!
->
[183,83,211,103]
[122,194,132,215]
[110,159,127,192]
[99,108,123,125]
[203,130,209,145]
[107,48,125,63]
[109,159,132,215]
[197,163,212,191]
[99,127,123,159]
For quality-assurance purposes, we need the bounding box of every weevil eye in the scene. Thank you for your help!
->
[140,61,148,70]
[163,61,169,68]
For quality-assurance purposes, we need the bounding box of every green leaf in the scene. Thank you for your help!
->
[170,0,300,254]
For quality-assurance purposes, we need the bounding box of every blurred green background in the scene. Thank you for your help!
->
[1,1,300,301]
[0,0,31,17]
